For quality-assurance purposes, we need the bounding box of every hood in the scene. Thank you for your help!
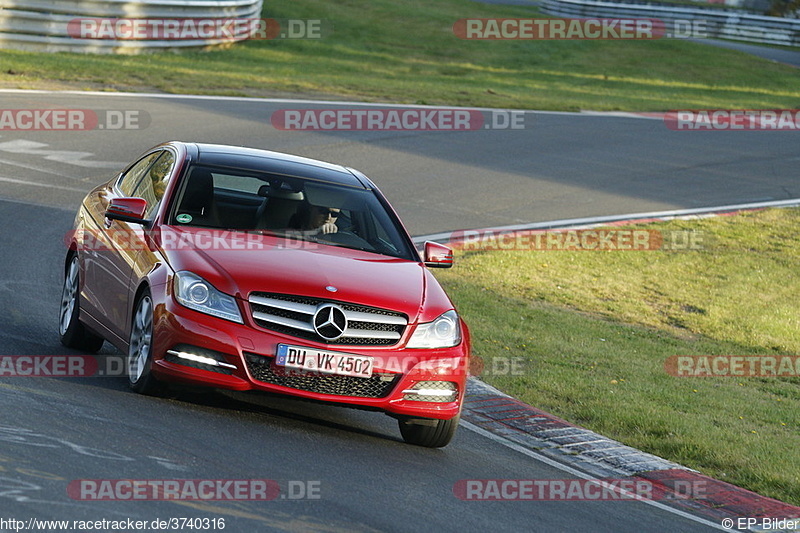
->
[156,227,427,320]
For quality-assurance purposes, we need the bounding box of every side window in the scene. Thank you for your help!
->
[132,151,175,218]
[117,152,162,197]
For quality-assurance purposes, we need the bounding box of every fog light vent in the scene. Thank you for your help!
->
[165,344,237,375]
[402,381,458,402]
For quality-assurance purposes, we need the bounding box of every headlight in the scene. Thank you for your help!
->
[174,271,243,324]
[407,310,461,348]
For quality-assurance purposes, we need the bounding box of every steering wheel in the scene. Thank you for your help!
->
[320,230,371,249]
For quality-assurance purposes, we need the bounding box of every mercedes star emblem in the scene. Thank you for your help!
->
[313,304,347,341]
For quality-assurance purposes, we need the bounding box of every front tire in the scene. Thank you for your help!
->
[398,415,460,448]
[59,255,104,353]
[127,291,164,396]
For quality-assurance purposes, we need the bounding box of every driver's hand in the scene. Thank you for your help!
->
[319,222,338,234]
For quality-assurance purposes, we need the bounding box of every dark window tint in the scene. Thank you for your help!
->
[132,151,175,218]
[172,165,416,260]
[118,151,162,197]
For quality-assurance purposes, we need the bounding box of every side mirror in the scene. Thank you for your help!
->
[423,241,454,268]
[105,197,149,225]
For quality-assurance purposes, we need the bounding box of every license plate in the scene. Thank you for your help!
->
[275,344,374,379]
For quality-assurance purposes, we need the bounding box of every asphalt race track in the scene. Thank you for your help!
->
[0,90,796,532]
[0,91,797,235]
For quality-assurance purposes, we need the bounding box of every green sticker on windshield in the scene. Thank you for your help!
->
[176,213,193,224]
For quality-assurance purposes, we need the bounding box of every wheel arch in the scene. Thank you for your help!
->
[64,248,77,276]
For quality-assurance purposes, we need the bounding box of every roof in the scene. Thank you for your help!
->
[187,142,366,188]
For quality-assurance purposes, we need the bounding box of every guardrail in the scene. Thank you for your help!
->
[0,0,264,53]
[542,0,800,46]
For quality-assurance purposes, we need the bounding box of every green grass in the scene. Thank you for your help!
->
[434,208,800,505]
[1,0,798,111]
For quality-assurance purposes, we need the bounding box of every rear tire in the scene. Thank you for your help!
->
[127,290,165,396]
[398,415,460,448]
[59,255,104,353]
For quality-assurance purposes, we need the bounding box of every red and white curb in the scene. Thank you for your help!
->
[462,379,800,531]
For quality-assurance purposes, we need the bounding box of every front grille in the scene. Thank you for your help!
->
[245,353,400,398]
[248,292,407,346]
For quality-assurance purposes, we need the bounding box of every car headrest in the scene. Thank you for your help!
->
[258,183,304,200]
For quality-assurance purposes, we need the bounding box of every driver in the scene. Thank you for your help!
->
[290,202,340,235]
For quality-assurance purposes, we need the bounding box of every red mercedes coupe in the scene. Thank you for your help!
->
[60,141,470,447]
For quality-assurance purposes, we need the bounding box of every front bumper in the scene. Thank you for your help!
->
[149,294,469,420]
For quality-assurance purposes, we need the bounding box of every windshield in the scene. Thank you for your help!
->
[169,164,417,261]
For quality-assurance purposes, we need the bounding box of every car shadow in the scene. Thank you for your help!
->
[39,347,407,446]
